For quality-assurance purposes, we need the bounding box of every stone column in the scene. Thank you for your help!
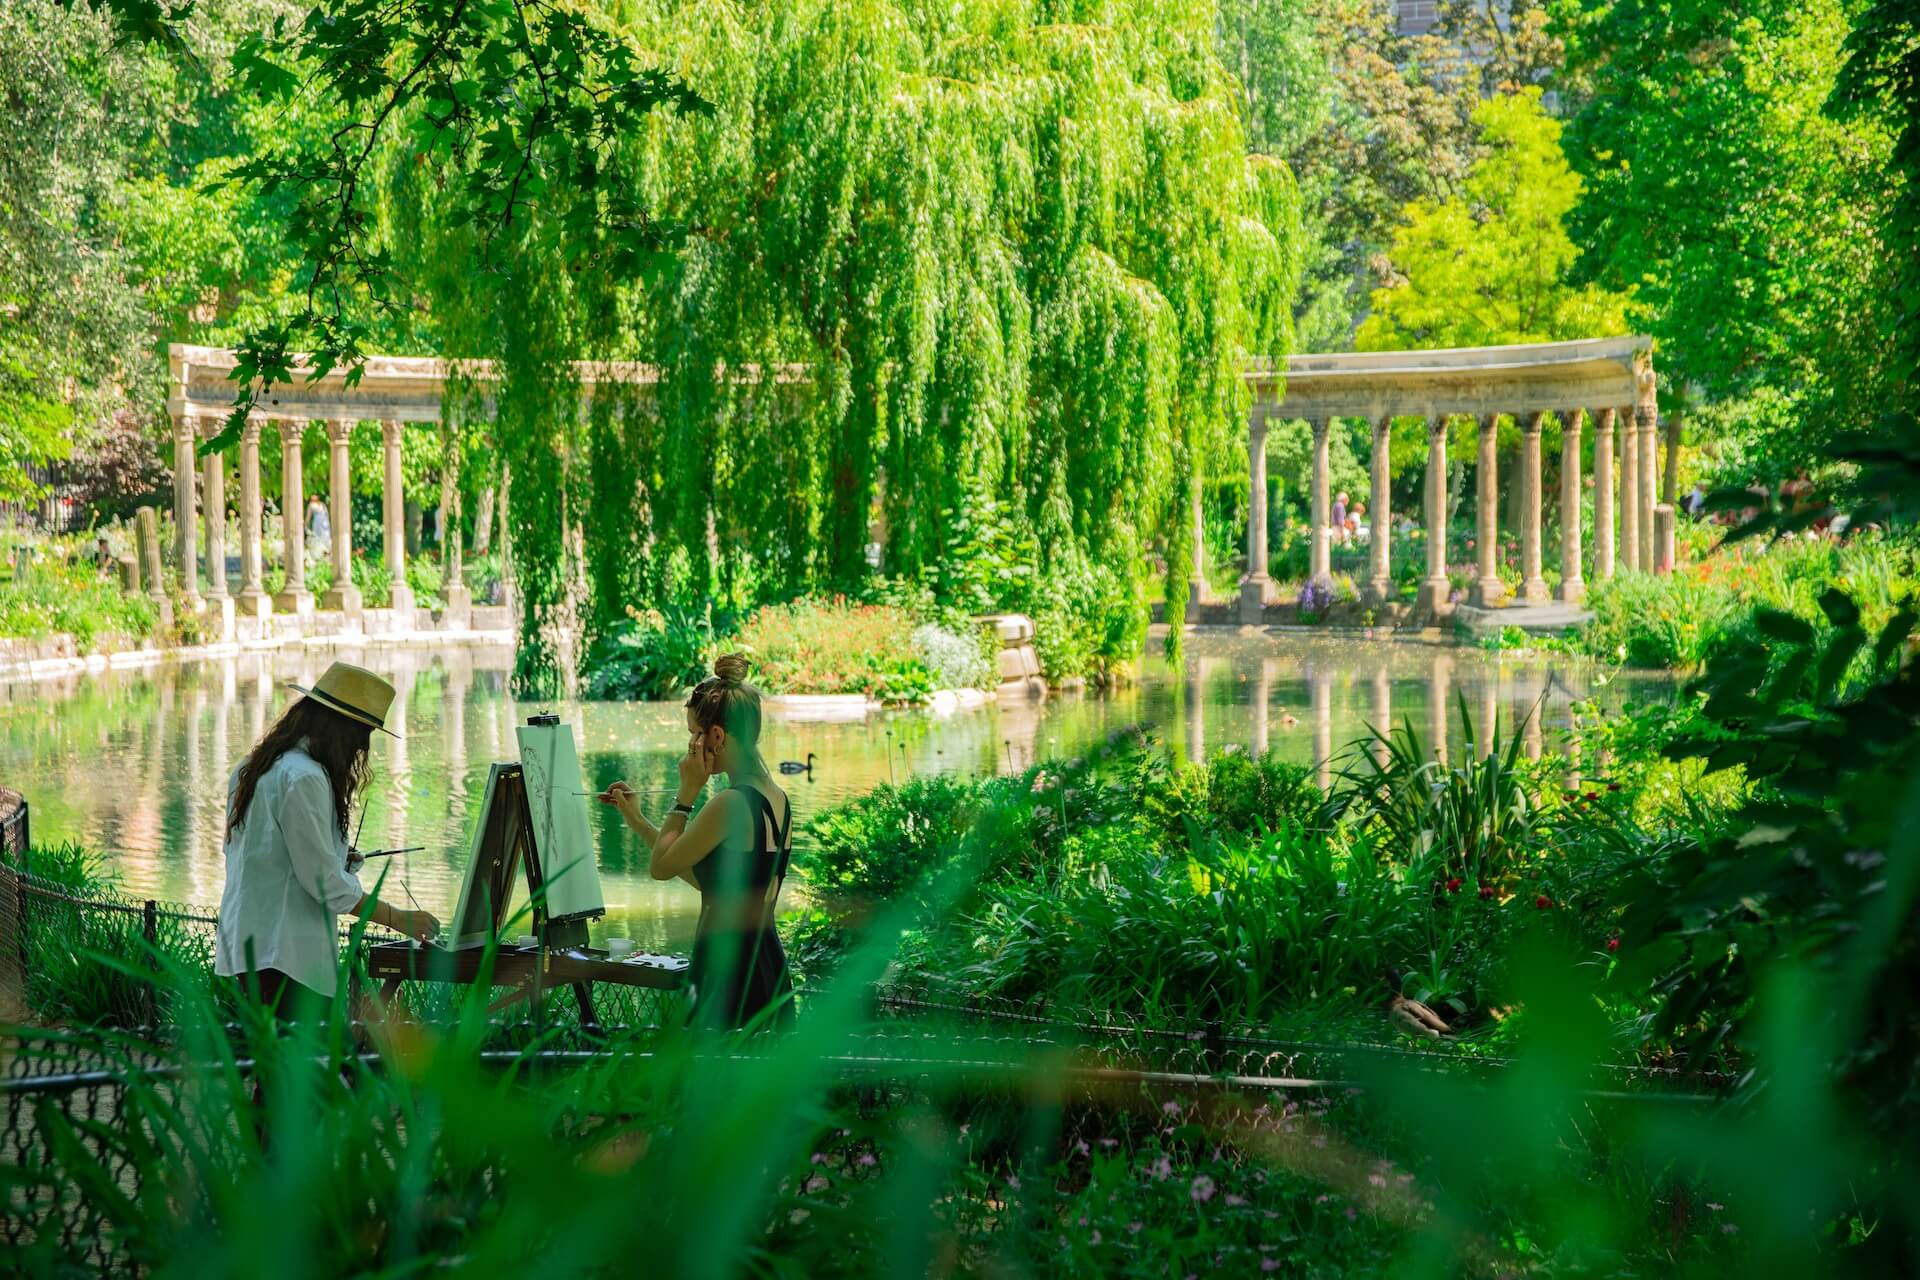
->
[322,419,362,617]
[1620,406,1640,571]
[237,417,269,620]
[1518,411,1549,604]
[1309,417,1332,585]
[1639,411,1659,573]
[1654,504,1676,574]
[201,422,234,642]
[201,434,228,602]
[1558,409,1585,603]
[1239,416,1272,624]
[274,421,313,615]
[1470,413,1505,608]
[170,414,202,609]
[1367,414,1393,606]
[1592,408,1615,581]
[1416,416,1451,615]
[137,505,172,628]
[381,420,414,623]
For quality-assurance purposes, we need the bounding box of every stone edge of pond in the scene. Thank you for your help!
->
[0,628,518,686]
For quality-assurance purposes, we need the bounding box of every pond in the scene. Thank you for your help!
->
[0,633,1670,952]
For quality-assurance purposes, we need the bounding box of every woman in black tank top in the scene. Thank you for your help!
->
[601,653,795,1031]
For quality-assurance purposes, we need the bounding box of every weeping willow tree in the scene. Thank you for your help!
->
[382,0,1302,690]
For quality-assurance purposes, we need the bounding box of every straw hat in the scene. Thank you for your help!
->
[289,661,400,737]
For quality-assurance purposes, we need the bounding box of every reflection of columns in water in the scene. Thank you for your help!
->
[1251,657,1273,756]
[252,657,272,744]
[1310,663,1333,791]
[1429,651,1452,766]
[1479,667,1499,760]
[447,658,471,780]
[213,657,235,787]
[1185,655,1206,764]
[386,661,415,847]
[1520,668,1545,761]
[1371,662,1392,769]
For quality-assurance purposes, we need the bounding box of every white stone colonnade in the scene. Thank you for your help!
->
[1237,337,1663,622]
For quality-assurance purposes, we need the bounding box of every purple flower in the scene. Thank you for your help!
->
[1225,1194,1247,1207]
[1150,1156,1173,1182]
[1191,1175,1217,1203]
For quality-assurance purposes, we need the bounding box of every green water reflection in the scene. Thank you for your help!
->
[0,634,1668,952]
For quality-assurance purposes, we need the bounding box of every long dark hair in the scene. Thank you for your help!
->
[227,697,374,841]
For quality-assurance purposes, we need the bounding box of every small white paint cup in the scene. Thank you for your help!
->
[606,938,635,959]
[514,934,538,949]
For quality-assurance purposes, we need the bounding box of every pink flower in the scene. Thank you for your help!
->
[856,1152,877,1167]
[802,1174,829,1194]
[1150,1156,1173,1181]
[1127,1221,1143,1235]
[1345,1207,1358,1221]
[1368,1173,1387,1188]
[1225,1194,1247,1207]
[1191,1175,1217,1203]
[1262,1261,1280,1273]
[1090,1230,1102,1245]
[1162,1099,1183,1116]
[1006,1175,1021,1191]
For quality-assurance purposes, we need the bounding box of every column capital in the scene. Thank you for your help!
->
[1562,407,1586,430]
[1372,413,1394,437]
[277,418,305,446]
[240,414,263,443]
[380,419,405,444]
[1427,414,1450,442]
[1248,417,1269,447]
[172,412,198,443]
[1520,410,1546,435]
[1309,415,1331,441]
[326,417,357,444]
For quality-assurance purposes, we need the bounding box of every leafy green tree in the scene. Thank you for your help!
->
[1357,88,1626,350]
[1560,0,1896,479]
[0,1,159,500]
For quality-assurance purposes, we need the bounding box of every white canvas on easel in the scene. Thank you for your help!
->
[514,720,605,921]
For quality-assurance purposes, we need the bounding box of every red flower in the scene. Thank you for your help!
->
[1535,894,1553,910]
[1478,883,1495,900]
[1606,782,1622,793]
[1606,936,1621,953]
[1446,877,1463,894]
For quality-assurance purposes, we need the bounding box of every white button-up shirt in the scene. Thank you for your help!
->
[214,746,366,996]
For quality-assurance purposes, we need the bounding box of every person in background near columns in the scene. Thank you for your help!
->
[1348,501,1367,545]
[1331,491,1349,546]
[306,494,330,560]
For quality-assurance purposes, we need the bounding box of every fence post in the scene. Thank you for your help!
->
[142,899,159,1027]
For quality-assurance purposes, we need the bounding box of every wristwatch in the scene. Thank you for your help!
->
[670,802,695,816]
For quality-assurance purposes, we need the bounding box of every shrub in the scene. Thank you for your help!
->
[910,621,994,690]
[735,598,933,701]
[1031,558,1145,683]
[0,560,156,647]
[580,604,725,701]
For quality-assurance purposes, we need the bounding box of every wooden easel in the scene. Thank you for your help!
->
[363,760,687,1028]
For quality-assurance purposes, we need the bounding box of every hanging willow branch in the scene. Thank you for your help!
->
[198,0,709,454]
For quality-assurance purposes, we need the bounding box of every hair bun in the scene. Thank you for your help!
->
[712,652,752,684]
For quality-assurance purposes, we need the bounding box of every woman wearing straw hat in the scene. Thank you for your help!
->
[215,661,439,1015]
